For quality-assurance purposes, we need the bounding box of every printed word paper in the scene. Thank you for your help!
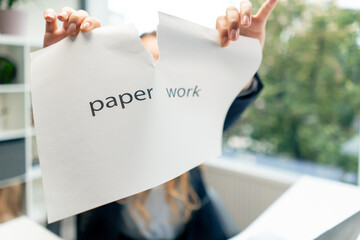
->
[31,13,262,222]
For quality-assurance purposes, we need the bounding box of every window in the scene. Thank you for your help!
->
[223,0,360,184]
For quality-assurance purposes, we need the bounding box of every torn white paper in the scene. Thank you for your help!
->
[31,13,262,223]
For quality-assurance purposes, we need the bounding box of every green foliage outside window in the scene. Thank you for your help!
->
[0,0,20,9]
[224,0,360,173]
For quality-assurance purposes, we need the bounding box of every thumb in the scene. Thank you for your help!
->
[255,0,277,22]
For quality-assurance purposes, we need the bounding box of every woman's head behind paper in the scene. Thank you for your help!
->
[140,31,159,63]
[116,32,201,226]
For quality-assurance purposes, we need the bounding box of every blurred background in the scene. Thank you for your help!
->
[0,0,359,239]
[223,0,360,184]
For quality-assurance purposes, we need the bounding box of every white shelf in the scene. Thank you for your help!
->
[28,165,42,181]
[0,34,42,48]
[0,174,26,189]
[27,128,36,137]
[0,84,29,93]
[0,129,26,141]
[0,33,43,225]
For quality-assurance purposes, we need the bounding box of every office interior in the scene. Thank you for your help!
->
[0,0,359,239]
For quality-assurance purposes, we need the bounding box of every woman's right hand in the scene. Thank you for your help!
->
[43,7,101,48]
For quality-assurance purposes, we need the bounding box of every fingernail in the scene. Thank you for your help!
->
[222,36,228,45]
[242,15,250,26]
[68,23,77,35]
[45,11,54,19]
[59,10,67,18]
[81,22,90,31]
[230,29,236,40]
[230,29,239,40]
[268,0,277,8]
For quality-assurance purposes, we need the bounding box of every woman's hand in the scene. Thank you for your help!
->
[43,7,101,48]
[216,0,277,48]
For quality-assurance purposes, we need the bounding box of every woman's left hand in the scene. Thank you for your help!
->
[216,0,277,48]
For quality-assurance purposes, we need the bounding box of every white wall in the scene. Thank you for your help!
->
[85,0,108,26]
[14,0,80,41]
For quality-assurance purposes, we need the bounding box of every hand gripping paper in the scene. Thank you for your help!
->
[31,13,262,222]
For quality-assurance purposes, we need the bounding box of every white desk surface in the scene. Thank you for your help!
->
[0,216,62,240]
[232,176,360,240]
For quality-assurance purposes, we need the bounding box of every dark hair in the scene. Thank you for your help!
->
[140,31,157,39]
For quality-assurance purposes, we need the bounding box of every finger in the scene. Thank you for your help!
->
[67,10,89,36]
[57,7,75,22]
[226,7,240,41]
[216,16,230,47]
[80,17,101,32]
[255,0,277,21]
[44,9,58,33]
[240,0,252,28]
